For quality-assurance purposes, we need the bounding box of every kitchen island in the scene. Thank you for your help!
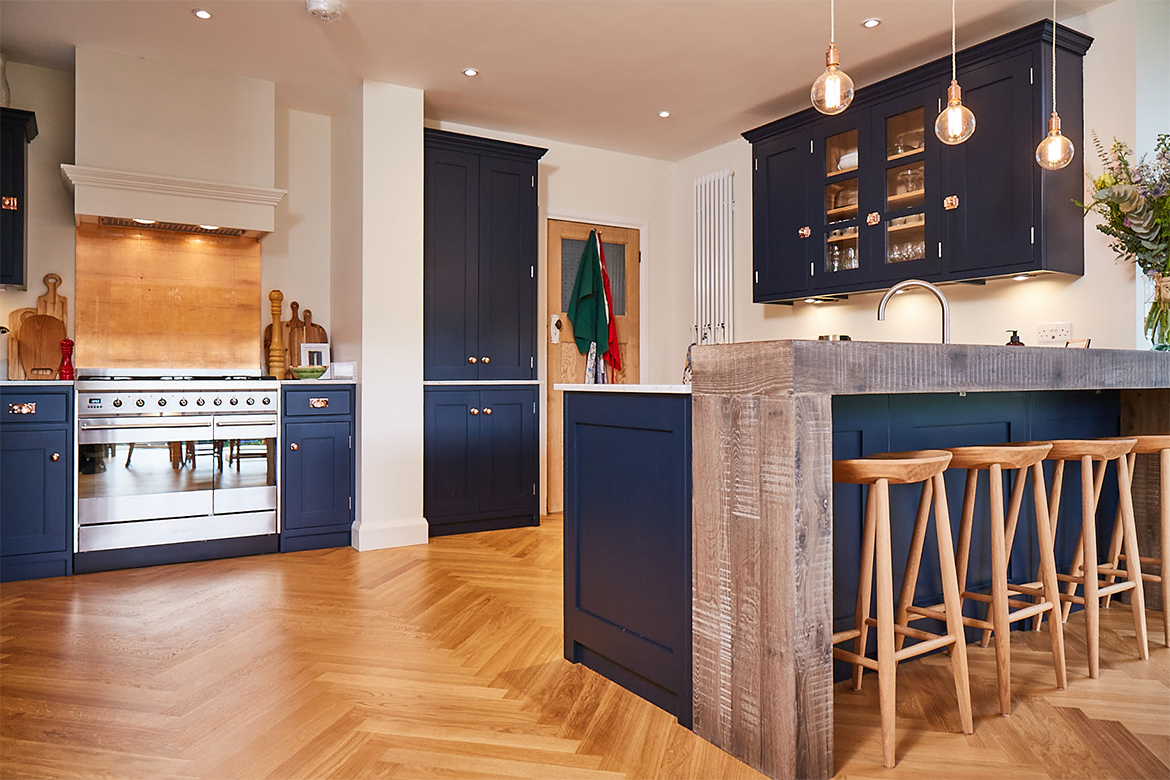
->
[689,341,1169,780]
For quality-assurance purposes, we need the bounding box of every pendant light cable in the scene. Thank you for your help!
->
[1051,0,1057,113]
[831,0,835,43]
[951,0,957,81]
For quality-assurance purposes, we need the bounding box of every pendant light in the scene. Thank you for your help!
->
[811,0,854,115]
[1035,0,1075,169]
[934,0,976,145]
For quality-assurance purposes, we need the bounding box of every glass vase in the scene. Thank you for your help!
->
[1146,273,1170,351]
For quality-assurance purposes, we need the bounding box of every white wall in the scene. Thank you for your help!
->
[0,62,76,377]
[261,108,332,338]
[670,0,1148,352]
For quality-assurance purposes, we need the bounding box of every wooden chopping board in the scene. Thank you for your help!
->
[287,315,307,373]
[18,314,67,380]
[302,309,328,347]
[263,301,302,378]
[36,273,68,325]
[7,308,36,380]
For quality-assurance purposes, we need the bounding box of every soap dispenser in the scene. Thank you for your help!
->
[1006,330,1025,347]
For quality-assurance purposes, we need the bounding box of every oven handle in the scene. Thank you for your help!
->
[213,419,278,427]
[79,422,213,431]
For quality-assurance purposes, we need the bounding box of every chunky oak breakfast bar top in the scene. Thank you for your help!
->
[688,340,1169,780]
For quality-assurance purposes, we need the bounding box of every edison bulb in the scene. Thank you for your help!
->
[811,44,854,115]
[1036,112,1075,170]
[934,80,975,145]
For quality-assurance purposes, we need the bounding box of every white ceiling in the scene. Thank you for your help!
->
[0,0,1111,161]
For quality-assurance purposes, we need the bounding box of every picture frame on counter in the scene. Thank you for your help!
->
[301,342,329,373]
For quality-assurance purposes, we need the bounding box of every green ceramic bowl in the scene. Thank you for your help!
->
[289,365,327,380]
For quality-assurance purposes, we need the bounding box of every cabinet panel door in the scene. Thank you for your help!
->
[283,421,352,530]
[812,112,873,292]
[478,157,537,380]
[424,147,480,380]
[0,121,24,287]
[424,389,482,520]
[942,51,1035,275]
[752,130,812,300]
[0,428,69,556]
[477,388,537,515]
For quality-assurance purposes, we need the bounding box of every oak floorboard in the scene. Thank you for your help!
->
[1,515,1166,780]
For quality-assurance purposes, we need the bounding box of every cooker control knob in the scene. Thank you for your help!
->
[112,399,123,408]
[229,397,239,406]
[179,398,188,407]
[158,398,167,407]
[262,397,270,405]
[197,398,206,406]
[135,399,145,407]
[246,397,255,405]
[214,398,223,406]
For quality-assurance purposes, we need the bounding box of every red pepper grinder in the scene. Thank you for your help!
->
[59,338,75,380]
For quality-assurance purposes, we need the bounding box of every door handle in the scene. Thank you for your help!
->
[468,356,478,364]
[470,408,480,416]
[289,442,299,451]
[483,408,493,415]
[50,452,60,462]
[866,212,881,226]
[480,357,490,364]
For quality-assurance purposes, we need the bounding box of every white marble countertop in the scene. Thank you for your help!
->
[555,383,691,394]
[280,378,357,385]
[0,380,75,386]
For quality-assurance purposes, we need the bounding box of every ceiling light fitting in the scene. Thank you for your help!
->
[658,110,671,118]
[934,0,976,145]
[811,0,855,115]
[463,68,478,77]
[1035,0,1074,169]
[192,9,211,19]
[305,0,344,22]
[862,18,882,28]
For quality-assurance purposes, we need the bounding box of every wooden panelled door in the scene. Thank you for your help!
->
[546,219,639,513]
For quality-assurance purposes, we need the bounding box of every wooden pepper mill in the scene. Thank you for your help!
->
[268,290,285,379]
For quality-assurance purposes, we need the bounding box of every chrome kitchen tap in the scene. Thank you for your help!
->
[877,279,951,344]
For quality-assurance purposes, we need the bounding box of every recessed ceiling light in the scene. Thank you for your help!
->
[193,9,212,19]
[658,110,671,118]
[133,218,156,224]
[199,224,220,231]
[862,17,881,28]
[463,68,478,77]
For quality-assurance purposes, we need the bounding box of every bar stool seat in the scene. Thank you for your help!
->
[832,449,973,768]
[899,442,1066,716]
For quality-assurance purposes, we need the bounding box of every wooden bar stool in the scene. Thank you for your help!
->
[1029,438,1148,678]
[1101,434,1170,646]
[832,450,973,768]
[898,443,1066,717]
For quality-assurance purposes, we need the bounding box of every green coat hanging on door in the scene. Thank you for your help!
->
[567,230,610,356]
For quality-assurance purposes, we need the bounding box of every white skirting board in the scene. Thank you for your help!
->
[350,517,429,550]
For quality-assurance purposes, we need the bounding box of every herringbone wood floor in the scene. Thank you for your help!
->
[1,515,1167,780]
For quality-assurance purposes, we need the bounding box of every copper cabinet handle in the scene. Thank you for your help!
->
[468,356,478,364]
[309,398,329,409]
[483,408,493,415]
[2,196,17,211]
[866,212,881,226]
[289,442,299,451]
[798,226,812,239]
[943,195,959,210]
[50,453,60,462]
[8,402,36,415]
[470,408,480,416]
[481,356,490,364]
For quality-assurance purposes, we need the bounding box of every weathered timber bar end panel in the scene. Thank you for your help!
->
[689,340,1169,780]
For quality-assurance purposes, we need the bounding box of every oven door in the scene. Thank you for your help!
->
[77,416,216,525]
[211,415,278,515]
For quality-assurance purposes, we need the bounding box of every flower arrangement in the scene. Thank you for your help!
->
[1080,133,1170,348]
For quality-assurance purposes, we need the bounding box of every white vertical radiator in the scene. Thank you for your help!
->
[693,169,734,345]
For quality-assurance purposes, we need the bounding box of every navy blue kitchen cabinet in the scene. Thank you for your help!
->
[280,385,355,552]
[1,108,37,289]
[424,385,538,537]
[563,390,693,727]
[424,130,546,381]
[1,385,72,581]
[745,21,1091,304]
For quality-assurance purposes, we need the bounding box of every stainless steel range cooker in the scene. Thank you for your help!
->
[74,370,281,563]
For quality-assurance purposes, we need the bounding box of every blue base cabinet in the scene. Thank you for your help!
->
[281,385,355,552]
[563,391,693,727]
[424,385,538,537]
[1,385,73,582]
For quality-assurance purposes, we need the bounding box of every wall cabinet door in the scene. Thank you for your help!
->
[477,157,537,380]
[0,428,70,556]
[477,388,537,514]
[1,109,35,289]
[752,130,812,300]
[424,389,482,520]
[812,113,873,292]
[942,51,1036,276]
[283,420,352,530]
[424,147,480,381]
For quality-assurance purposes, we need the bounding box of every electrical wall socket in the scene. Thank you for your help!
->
[1037,322,1073,343]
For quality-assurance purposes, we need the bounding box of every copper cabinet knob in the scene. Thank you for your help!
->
[470,408,480,416]
[50,453,60,462]
[468,356,478,364]
[481,356,490,364]
[289,443,299,451]
[866,212,881,226]
[798,226,812,239]
[483,408,493,415]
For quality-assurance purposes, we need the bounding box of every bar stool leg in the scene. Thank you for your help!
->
[982,469,1028,646]
[1117,453,1150,659]
[1162,448,1170,648]
[1031,461,1068,690]
[988,463,1012,715]
[1081,455,1102,678]
[1102,452,1135,610]
[853,485,877,691]
[873,478,898,769]
[1062,460,1108,623]
[1036,460,1065,631]
[931,472,974,735]
[895,479,933,652]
